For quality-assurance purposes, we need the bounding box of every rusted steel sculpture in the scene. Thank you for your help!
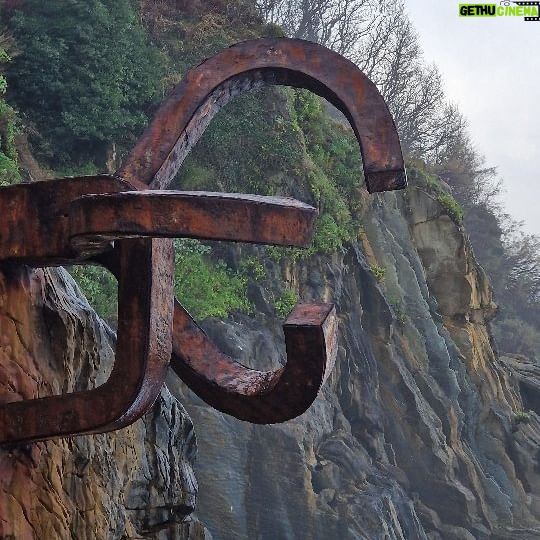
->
[0,38,406,445]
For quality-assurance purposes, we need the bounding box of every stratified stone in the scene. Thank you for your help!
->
[0,265,205,539]
[170,181,540,539]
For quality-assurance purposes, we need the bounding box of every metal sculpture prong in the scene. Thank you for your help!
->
[0,38,406,444]
[170,302,338,424]
[118,38,407,193]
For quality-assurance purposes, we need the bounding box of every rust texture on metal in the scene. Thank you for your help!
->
[118,38,406,194]
[0,38,406,444]
[0,237,175,445]
[69,191,318,253]
[171,302,338,424]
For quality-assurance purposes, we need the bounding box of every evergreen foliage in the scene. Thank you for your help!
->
[0,42,20,186]
[68,265,118,322]
[68,240,253,324]
[274,288,299,319]
[0,100,20,186]
[5,0,164,164]
[173,240,252,320]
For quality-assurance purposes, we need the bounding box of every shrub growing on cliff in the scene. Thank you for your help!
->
[436,192,464,223]
[176,86,306,196]
[414,169,464,224]
[5,0,164,164]
[274,288,299,319]
[174,240,252,320]
[0,100,20,186]
[514,410,531,425]
[69,265,118,323]
[0,38,20,186]
[370,264,386,282]
[389,297,407,326]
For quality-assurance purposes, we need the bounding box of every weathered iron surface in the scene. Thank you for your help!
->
[0,37,406,444]
[171,302,338,424]
[0,176,136,265]
[69,191,318,254]
[118,38,406,193]
[0,237,175,445]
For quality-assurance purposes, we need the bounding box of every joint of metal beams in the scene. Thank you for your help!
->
[0,38,406,444]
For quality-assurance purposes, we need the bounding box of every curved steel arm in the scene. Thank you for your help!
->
[117,38,407,193]
[170,302,338,424]
[101,235,337,426]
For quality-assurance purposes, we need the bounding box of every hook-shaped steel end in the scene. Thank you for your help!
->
[170,302,337,424]
[114,37,407,424]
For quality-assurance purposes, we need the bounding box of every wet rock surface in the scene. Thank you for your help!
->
[170,183,540,539]
[1,178,539,539]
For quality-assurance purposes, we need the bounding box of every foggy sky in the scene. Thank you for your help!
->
[405,0,540,236]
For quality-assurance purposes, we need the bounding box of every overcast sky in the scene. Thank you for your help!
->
[404,0,540,236]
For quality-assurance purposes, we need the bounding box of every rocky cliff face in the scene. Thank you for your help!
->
[1,175,539,539]
[168,177,540,539]
[0,266,207,539]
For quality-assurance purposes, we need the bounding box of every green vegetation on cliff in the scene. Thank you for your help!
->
[174,240,252,319]
[0,40,20,186]
[5,0,164,165]
[1,0,537,358]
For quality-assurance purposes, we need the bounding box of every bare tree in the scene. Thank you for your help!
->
[256,0,504,208]
[256,0,376,55]
[255,0,454,160]
[504,232,540,305]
